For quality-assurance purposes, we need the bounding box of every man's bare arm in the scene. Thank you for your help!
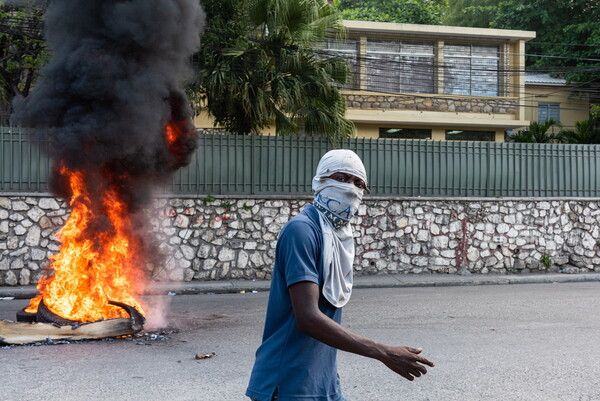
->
[289,281,434,381]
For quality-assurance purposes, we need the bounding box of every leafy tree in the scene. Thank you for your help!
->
[0,1,48,125]
[193,0,353,142]
[491,0,600,85]
[558,119,600,144]
[441,0,499,28]
[333,0,446,24]
[591,105,600,121]
[507,119,561,143]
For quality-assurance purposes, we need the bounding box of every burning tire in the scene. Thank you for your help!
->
[15,309,37,323]
[36,300,80,326]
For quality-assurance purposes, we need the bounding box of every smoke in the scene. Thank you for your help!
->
[142,294,173,330]
[10,0,205,322]
[11,0,204,223]
[12,0,204,195]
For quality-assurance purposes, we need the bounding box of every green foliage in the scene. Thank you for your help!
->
[507,120,561,143]
[192,0,354,143]
[558,119,600,144]
[202,194,216,205]
[591,105,600,121]
[540,254,552,269]
[333,0,446,24]
[441,0,499,27]
[221,200,233,210]
[491,0,600,85]
[443,0,600,104]
[511,118,600,145]
[0,2,48,123]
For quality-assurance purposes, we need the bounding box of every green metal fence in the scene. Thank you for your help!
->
[3,128,600,197]
[1,126,51,192]
[178,136,600,197]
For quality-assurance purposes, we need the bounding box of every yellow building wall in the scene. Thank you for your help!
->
[197,108,508,142]
[523,86,590,130]
[193,109,214,129]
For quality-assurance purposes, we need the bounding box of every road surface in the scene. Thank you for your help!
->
[1,282,599,401]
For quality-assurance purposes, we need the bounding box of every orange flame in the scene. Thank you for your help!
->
[165,119,196,168]
[26,165,146,322]
[165,121,180,146]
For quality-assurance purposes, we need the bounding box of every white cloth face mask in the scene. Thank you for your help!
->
[313,180,364,229]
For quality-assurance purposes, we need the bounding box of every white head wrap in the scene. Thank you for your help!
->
[312,149,368,308]
[312,149,369,194]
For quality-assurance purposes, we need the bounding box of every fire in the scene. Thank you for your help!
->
[26,165,146,322]
[10,0,203,330]
[165,118,196,167]
[23,118,195,323]
[165,121,180,146]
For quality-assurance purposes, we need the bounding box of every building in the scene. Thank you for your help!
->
[522,73,590,132]
[194,21,590,141]
[333,20,534,142]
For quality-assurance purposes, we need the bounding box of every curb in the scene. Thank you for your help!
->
[1,273,600,299]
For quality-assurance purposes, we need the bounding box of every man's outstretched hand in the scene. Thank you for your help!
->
[289,282,435,381]
[379,346,435,381]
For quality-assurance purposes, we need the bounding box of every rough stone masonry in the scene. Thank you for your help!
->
[1,195,599,286]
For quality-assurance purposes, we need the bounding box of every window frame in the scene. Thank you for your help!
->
[366,39,435,94]
[537,102,560,123]
[443,44,500,97]
[379,127,432,140]
[445,129,496,142]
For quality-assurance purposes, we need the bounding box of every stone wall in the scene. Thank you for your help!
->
[1,194,599,286]
[345,94,517,114]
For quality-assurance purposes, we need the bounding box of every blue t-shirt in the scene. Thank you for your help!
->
[246,205,343,401]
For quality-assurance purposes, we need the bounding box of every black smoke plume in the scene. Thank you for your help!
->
[12,0,204,201]
[10,0,205,284]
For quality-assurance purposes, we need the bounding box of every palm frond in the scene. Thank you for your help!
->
[509,119,561,143]
[558,120,600,144]
[196,0,350,140]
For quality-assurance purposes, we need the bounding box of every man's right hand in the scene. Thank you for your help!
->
[379,346,435,381]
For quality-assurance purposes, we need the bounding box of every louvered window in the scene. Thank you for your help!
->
[444,44,499,96]
[538,102,560,123]
[366,40,435,94]
[322,39,359,90]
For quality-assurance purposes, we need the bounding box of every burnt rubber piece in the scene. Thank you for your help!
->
[19,298,145,328]
[108,300,146,327]
[16,308,37,323]
[36,299,81,326]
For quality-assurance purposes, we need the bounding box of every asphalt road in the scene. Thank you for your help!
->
[1,282,600,401]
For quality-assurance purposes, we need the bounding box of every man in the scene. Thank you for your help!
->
[246,150,434,401]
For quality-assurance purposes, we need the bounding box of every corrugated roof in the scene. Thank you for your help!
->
[525,73,567,86]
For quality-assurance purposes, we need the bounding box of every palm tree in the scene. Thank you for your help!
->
[193,0,354,143]
[558,119,600,144]
[0,2,48,124]
[507,119,561,143]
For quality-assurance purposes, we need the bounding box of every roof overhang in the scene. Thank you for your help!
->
[342,20,536,42]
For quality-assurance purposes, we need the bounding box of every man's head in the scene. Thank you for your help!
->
[312,150,369,229]
[312,149,370,194]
